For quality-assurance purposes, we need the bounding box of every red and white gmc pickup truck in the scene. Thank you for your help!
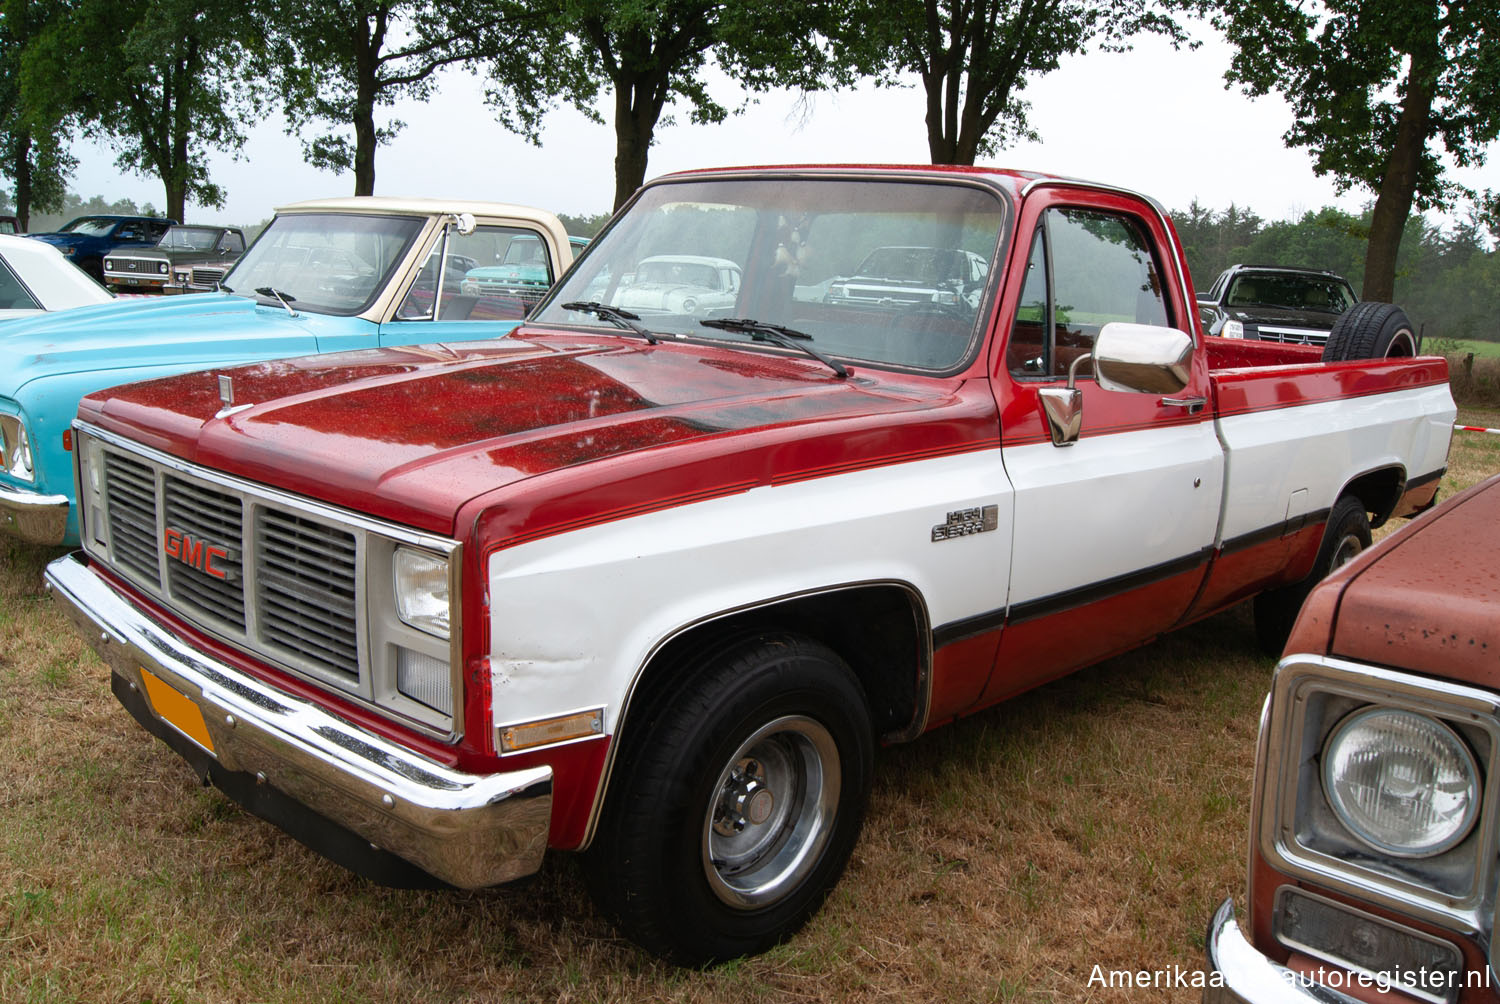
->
[46,165,1455,963]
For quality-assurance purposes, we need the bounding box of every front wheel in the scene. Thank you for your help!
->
[1253,495,1371,653]
[583,633,873,964]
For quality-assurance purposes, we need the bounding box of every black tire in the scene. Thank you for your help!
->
[583,633,873,964]
[1322,302,1418,361]
[1253,495,1371,654]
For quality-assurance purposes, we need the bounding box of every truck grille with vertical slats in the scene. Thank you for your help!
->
[163,478,245,630]
[80,432,459,736]
[104,452,160,584]
[256,509,358,679]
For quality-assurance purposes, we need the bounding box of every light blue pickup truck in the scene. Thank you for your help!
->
[0,197,575,547]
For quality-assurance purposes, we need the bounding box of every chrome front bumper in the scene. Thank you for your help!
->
[0,482,69,545]
[45,552,553,889]
[1204,900,1360,1003]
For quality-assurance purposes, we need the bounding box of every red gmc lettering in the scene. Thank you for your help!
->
[161,528,228,581]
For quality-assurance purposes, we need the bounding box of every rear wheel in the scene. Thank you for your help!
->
[583,633,873,964]
[1253,495,1371,654]
[1322,302,1418,361]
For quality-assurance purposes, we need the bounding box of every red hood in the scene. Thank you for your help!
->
[80,333,986,536]
[1289,474,1500,686]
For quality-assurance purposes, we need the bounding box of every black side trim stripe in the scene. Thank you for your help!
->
[1404,467,1444,491]
[1219,507,1330,556]
[932,546,1213,648]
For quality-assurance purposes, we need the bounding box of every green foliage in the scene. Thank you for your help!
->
[1212,0,1500,300]
[485,1,839,210]
[1218,0,1500,212]
[0,0,76,226]
[555,211,613,238]
[266,1,566,195]
[1176,199,1500,345]
[19,0,272,221]
[826,0,1194,164]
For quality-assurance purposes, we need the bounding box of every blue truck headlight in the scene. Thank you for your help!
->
[393,547,450,638]
[1323,708,1480,857]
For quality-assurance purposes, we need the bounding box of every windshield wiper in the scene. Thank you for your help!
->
[255,286,298,318]
[699,317,849,378]
[560,301,659,344]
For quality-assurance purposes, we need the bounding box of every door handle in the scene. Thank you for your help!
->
[1161,395,1207,414]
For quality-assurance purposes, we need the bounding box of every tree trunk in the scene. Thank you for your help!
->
[611,79,659,211]
[351,14,383,197]
[13,131,32,231]
[1361,51,1436,302]
[353,83,377,196]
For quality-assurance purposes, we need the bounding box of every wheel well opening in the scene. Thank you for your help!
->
[624,586,926,747]
[1340,466,1404,529]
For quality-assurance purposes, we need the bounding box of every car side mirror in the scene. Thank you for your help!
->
[1038,323,1196,447]
[1092,322,1193,395]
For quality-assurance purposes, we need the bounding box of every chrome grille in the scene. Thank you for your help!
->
[256,509,358,679]
[80,429,461,737]
[190,267,225,286]
[103,452,159,584]
[163,477,245,629]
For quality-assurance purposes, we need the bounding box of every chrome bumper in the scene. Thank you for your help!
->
[45,551,552,889]
[0,482,69,545]
[1204,900,1359,1003]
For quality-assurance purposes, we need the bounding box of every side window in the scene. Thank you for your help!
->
[0,256,40,310]
[396,225,554,322]
[1008,206,1171,378]
[1006,231,1049,375]
[225,232,245,254]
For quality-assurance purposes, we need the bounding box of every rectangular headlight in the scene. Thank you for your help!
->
[393,547,450,638]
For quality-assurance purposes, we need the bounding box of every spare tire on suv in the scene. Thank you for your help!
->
[1321,301,1418,360]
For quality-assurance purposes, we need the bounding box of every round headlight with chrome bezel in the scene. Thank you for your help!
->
[1322,707,1480,857]
[393,547,450,638]
[3,420,35,482]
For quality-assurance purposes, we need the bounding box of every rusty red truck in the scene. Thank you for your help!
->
[45,165,1454,963]
[1205,471,1500,1004]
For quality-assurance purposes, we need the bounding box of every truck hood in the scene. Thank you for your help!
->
[79,333,972,537]
[1231,304,1341,330]
[0,294,325,393]
[1321,474,1500,686]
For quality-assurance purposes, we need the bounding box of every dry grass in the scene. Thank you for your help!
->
[3,411,1497,1004]
[1445,352,1500,410]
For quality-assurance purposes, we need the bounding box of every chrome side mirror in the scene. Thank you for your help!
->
[446,212,476,236]
[1093,322,1193,395]
[1038,324,1196,447]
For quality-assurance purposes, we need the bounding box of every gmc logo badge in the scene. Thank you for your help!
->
[163,527,235,581]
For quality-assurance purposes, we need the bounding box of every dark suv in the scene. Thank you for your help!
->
[27,214,177,281]
[1197,264,1357,346]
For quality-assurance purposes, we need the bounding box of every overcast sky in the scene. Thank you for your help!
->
[67,30,1500,230]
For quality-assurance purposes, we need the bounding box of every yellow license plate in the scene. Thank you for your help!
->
[139,669,216,754]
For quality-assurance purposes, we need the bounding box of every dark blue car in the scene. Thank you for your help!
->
[28,214,177,281]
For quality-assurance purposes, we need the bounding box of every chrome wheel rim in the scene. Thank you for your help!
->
[1330,532,1364,571]
[702,715,840,909]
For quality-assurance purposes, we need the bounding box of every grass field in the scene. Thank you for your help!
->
[3,411,1498,1004]
[1448,338,1500,359]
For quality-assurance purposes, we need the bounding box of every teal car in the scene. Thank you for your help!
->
[0,197,574,547]
[459,234,588,313]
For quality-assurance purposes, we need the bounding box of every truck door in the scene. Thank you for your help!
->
[974,187,1223,707]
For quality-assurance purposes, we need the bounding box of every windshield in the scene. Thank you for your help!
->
[157,226,222,252]
[60,217,118,236]
[221,213,423,315]
[1227,273,1354,313]
[531,177,1006,371]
